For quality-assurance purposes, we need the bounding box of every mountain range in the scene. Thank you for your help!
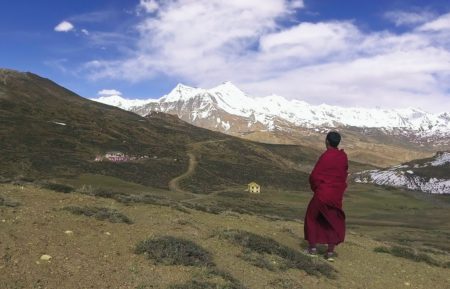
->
[92,82,450,167]
[92,82,450,140]
[1,68,344,192]
[2,68,448,194]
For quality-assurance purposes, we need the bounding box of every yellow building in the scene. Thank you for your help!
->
[247,182,261,194]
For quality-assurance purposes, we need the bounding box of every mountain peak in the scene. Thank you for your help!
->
[91,94,152,109]
[211,81,246,96]
[174,83,195,90]
[164,83,204,102]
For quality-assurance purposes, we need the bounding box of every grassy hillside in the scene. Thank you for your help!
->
[241,126,435,168]
[1,182,449,289]
[1,69,368,193]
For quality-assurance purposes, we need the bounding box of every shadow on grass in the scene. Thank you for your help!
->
[63,206,133,224]
[0,195,20,207]
[374,246,443,267]
[40,182,75,193]
[219,229,335,278]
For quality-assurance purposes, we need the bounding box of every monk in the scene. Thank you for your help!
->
[304,131,348,261]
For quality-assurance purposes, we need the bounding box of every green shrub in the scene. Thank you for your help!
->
[374,246,441,267]
[268,278,303,289]
[135,236,214,267]
[41,182,74,193]
[220,230,335,278]
[63,206,133,224]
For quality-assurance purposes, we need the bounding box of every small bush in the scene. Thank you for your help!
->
[268,278,303,289]
[220,230,335,278]
[374,246,441,267]
[63,206,133,224]
[0,196,20,207]
[170,268,246,289]
[135,236,214,267]
[169,281,219,289]
[169,280,245,289]
[373,246,390,254]
[41,182,74,193]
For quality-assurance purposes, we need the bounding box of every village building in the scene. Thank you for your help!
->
[247,182,261,194]
[94,152,150,163]
[104,151,129,162]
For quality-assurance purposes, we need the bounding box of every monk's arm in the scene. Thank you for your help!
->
[309,154,328,191]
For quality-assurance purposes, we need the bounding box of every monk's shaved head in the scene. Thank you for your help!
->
[326,131,341,148]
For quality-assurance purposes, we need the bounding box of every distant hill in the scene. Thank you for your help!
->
[92,82,449,167]
[354,152,450,194]
[1,68,362,192]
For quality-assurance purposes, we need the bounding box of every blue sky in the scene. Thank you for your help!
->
[1,0,450,111]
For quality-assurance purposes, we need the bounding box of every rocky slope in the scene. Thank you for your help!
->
[354,151,450,194]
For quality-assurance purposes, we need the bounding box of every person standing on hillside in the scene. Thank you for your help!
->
[304,131,348,261]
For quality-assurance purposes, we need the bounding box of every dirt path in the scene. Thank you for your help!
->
[168,152,197,194]
[168,139,228,194]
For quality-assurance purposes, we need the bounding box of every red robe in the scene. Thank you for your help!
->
[304,147,348,245]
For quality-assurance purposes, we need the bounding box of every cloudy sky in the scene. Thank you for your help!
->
[1,0,450,112]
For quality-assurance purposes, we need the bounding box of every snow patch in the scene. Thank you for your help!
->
[430,152,450,166]
[52,121,66,126]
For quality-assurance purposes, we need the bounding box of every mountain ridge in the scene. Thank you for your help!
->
[355,151,450,194]
[91,82,450,139]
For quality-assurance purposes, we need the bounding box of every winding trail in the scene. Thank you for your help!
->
[168,152,197,194]
[168,138,302,199]
[168,139,228,195]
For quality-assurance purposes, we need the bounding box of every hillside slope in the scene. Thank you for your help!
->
[0,69,349,192]
[355,151,450,194]
[92,82,446,167]
[1,183,449,289]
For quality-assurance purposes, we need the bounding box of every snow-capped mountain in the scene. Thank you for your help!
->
[354,152,450,194]
[92,94,150,110]
[91,82,450,141]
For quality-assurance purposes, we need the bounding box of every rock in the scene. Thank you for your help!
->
[105,232,111,236]
[64,230,73,235]
[404,282,411,286]
[40,254,52,261]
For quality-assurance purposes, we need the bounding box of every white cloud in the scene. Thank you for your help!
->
[54,21,75,32]
[289,0,304,9]
[138,0,159,14]
[384,10,435,27]
[98,89,122,96]
[418,12,450,31]
[83,2,450,112]
[81,29,90,35]
[86,0,300,80]
[259,21,361,61]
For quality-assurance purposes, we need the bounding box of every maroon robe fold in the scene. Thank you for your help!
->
[304,147,348,245]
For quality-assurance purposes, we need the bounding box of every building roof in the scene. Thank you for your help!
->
[248,182,260,187]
